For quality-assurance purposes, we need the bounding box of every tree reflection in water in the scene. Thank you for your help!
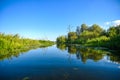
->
[1,44,120,64]
[0,48,31,61]
[0,46,48,61]
[57,43,120,64]
[56,43,67,51]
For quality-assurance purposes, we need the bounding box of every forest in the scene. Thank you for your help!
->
[56,24,120,51]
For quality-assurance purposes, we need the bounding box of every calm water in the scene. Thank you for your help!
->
[0,45,120,80]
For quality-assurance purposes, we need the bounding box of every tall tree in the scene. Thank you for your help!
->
[89,24,103,33]
[68,32,77,43]
[115,25,120,35]
[80,24,88,32]
[107,27,117,37]
[56,36,66,43]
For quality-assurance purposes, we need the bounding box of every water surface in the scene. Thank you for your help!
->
[0,45,120,80]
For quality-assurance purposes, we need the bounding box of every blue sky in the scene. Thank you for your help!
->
[0,0,120,41]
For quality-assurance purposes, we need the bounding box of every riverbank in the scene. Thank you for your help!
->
[56,24,120,53]
[0,33,55,60]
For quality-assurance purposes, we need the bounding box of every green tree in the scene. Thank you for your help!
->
[80,24,88,32]
[80,31,99,40]
[68,32,77,43]
[89,24,103,34]
[115,25,120,35]
[107,27,117,37]
[56,36,67,43]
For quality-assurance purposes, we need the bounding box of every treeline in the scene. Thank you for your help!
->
[0,33,54,60]
[0,33,54,50]
[56,24,120,50]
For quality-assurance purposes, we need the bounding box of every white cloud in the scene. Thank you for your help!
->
[112,20,120,26]
[104,20,120,26]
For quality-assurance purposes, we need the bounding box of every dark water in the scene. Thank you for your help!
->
[0,45,120,80]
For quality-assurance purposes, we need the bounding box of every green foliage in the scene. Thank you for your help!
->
[85,36,110,47]
[67,32,77,43]
[56,36,67,43]
[39,40,55,47]
[80,24,88,32]
[107,35,120,50]
[56,24,120,51]
[107,27,117,37]
[88,24,103,33]
[0,33,54,50]
[80,31,99,40]
[0,33,54,60]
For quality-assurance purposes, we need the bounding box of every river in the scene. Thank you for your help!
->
[0,45,120,80]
